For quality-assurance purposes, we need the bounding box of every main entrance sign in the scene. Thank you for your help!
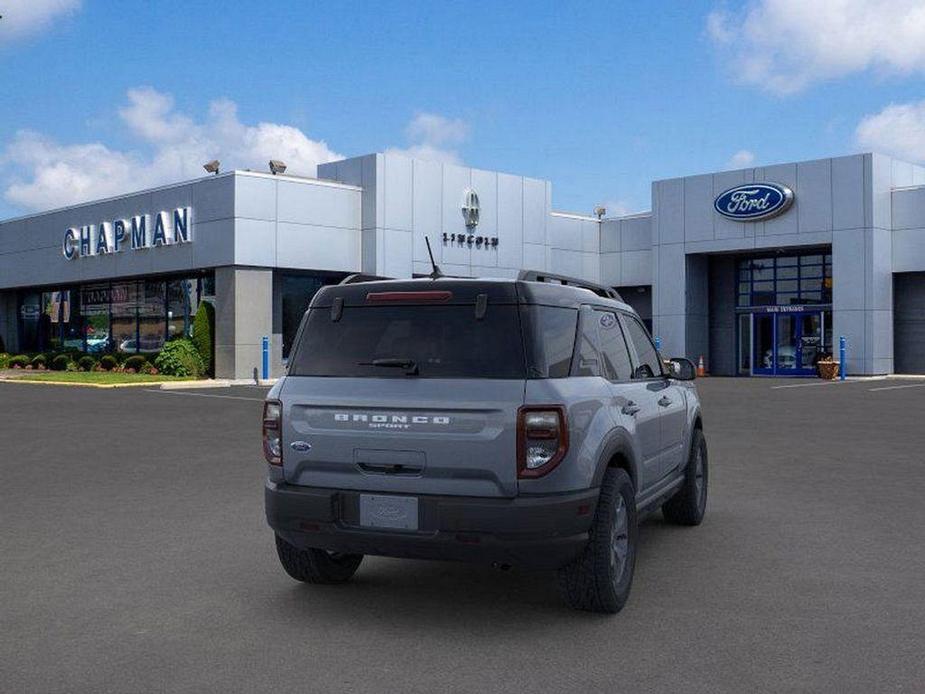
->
[63,206,192,260]
[714,183,793,221]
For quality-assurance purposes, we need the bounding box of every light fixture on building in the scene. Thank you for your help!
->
[594,206,606,219]
[269,160,287,175]
[203,160,220,175]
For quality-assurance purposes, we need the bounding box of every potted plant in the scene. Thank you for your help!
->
[816,353,839,380]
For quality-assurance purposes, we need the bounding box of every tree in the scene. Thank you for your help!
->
[192,300,215,377]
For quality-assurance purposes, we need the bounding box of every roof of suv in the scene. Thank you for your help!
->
[310,276,634,313]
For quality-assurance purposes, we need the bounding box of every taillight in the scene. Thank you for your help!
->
[517,406,568,478]
[263,400,282,465]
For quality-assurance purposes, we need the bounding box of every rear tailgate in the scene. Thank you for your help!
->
[281,377,524,497]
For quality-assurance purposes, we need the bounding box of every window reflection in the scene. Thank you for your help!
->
[16,273,211,354]
[138,281,166,352]
[737,252,833,308]
[111,281,139,353]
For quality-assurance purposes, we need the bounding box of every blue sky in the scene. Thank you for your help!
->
[2,0,925,220]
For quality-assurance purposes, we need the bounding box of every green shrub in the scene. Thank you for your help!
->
[99,355,118,371]
[78,356,97,372]
[0,353,8,369]
[31,354,47,369]
[124,355,149,372]
[154,338,203,377]
[9,354,29,368]
[192,301,215,377]
[51,354,72,371]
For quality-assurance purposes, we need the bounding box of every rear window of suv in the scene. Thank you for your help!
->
[288,304,527,379]
[288,303,579,380]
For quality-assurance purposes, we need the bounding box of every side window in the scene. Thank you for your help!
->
[596,310,633,381]
[522,305,578,378]
[623,315,663,379]
[573,307,602,377]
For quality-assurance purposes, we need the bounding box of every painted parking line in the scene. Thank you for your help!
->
[145,389,265,401]
[771,381,846,389]
[868,383,925,392]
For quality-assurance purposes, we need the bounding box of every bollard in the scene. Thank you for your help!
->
[654,336,661,351]
[839,336,846,381]
[261,335,269,381]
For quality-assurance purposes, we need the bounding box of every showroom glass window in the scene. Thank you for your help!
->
[737,252,833,307]
[111,281,139,353]
[167,279,195,340]
[81,283,111,353]
[138,280,166,353]
[15,272,212,354]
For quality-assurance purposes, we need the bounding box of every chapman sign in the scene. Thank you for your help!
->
[714,183,794,221]
[63,207,192,260]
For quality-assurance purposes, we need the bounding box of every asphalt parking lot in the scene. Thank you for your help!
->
[2,377,925,693]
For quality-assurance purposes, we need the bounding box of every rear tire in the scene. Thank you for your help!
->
[558,468,637,614]
[274,534,363,584]
[662,428,708,526]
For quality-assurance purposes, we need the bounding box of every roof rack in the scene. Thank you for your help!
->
[339,273,393,285]
[517,270,622,301]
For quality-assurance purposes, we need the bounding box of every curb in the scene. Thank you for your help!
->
[159,379,232,390]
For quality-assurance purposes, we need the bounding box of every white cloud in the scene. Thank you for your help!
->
[727,149,755,168]
[707,0,925,94]
[1,86,343,212]
[405,113,468,148]
[856,100,925,161]
[0,0,80,42]
[3,132,142,211]
[386,112,468,163]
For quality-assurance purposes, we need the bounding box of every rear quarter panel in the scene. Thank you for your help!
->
[519,377,623,494]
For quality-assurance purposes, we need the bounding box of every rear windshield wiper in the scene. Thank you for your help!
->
[358,357,419,376]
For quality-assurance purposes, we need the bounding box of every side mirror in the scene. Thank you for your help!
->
[666,357,696,381]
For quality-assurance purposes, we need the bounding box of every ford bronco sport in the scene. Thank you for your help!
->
[264,271,707,613]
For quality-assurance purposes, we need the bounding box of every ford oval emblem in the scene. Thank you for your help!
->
[290,441,312,452]
[714,182,794,221]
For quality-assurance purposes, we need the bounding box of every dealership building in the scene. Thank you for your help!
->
[1,151,924,378]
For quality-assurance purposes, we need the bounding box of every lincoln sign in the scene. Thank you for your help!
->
[63,207,192,260]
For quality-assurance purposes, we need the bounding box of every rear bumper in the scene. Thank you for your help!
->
[265,481,598,570]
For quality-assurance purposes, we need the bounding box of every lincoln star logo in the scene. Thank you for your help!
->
[714,183,794,221]
[334,413,451,430]
[461,188,480,228]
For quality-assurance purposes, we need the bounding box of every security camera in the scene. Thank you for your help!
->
[203,160,220,175]
[269,160,287,175]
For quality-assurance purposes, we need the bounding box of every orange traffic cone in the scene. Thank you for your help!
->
[697,355,706,377]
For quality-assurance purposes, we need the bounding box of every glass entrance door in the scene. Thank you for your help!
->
[750,310,823,376]
[753,314,775,375]
[737,314,751,375]
[798,313,823,372]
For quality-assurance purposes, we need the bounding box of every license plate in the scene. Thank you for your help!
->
[359,494,419,531]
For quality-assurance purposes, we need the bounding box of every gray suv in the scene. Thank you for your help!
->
[263,272,707,613]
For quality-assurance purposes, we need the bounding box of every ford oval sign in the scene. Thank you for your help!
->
[714,183,794,222]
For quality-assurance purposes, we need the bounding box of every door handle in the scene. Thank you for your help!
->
[621,401,641,416]
[658,396,672,407]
